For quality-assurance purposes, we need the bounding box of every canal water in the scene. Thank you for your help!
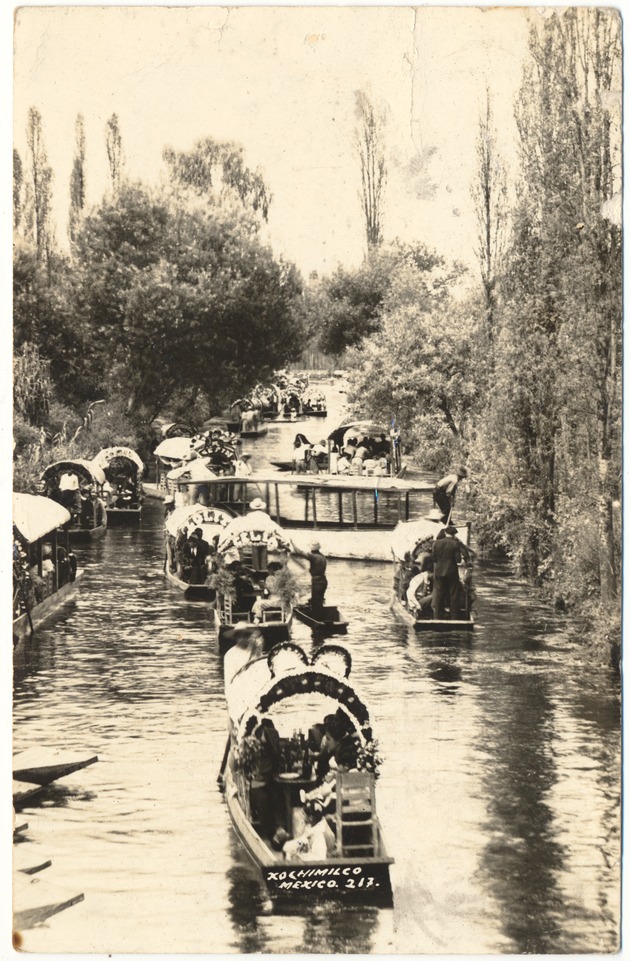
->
[13,384,620,954]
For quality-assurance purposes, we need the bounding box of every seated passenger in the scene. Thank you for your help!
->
[407,567,434,614]
[336,454,351,474]
[282,799,336,862]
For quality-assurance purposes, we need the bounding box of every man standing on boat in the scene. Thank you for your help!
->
[431,524,462,620]
[291,540,327,615]
[432,467,467,522]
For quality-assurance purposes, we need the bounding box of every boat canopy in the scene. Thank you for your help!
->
[390,518,470,561]
[154,437,197,461]
[228,642,372,742]
[92,447,145,476]
[166,458,217,482]
[217,511,292,553]
[162,422,197,439]
[165,504,234,538]
[13,492,71,543]
[328,420,392,445]
[41,459,106,487]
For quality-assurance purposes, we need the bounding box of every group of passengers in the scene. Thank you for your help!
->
[291,431,392,476]
[245,709,361,861]
[13,537,77,617]
[401,504,474,621]
[45,473,106,529]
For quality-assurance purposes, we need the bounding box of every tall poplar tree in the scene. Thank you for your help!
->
[354,89,387,250]
[69,113,87,242]
[24,107,54,267]
[105,113,124,190]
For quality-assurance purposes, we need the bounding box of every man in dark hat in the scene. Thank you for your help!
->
[431,524,462,620]
[290,540,328,616]
[432,467,468,522]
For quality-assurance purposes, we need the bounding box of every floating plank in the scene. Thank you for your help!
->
[13,749,99,786]
[13,818,29,840]
[16,860,53,876]
[14,894,84,931]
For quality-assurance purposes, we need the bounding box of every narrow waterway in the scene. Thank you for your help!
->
[13,386,620,953]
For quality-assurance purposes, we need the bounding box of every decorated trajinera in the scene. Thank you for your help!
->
[91,447,145,521]
[223,641,393,906]
[40,460,108,541]
[390,516,475,631]
[164,504,234,601]
[13,493,82,643]
[214,509,297,652]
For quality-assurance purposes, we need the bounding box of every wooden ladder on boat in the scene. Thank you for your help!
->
[332,771,378,858]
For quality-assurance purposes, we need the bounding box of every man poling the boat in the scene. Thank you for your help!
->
[432,466,467,522]
[290,540,327,615]
[431,523,462,620]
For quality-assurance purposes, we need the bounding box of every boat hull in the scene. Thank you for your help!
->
[164,566,216,602]
[105,507,142,524]
[391,595,474,632]
[69,524,107,543]
[302,409,328,417]
[293,604,348,634]
[240,427,268,439]
[13,571,85,643]
[217,613,291,654]
[13,752,98,786]
[224,770,393,907]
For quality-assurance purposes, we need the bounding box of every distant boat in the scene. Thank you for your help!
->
[40,460,108,541]
[92,446,145,522]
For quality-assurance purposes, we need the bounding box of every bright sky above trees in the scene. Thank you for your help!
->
[14,5,529,278]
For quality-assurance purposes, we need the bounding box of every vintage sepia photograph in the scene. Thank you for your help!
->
[11,4,621,955]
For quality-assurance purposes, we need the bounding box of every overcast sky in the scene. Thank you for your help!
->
[13,6,533,279]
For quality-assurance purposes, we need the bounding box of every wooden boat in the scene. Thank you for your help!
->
[390,518,475,631]
[223,641,393,906]
[171,474,435,561]
[214,511,295,652]
[13,493,84,643]
[164,504,234,602]
[270,460,294,472]
[13,749,98,786]
[92,446,145,522]
[40,460,107,541]
[328,419,405,478]
[240,425,268,439]
[293,603,348,634]
[13,874,85,931]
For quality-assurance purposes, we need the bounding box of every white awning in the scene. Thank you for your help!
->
[13,493,71,543]
[165,504,234,538]
[166,458,217,482]
[92,447,145,476]
[217,511,291,552]
[154,438,197,460]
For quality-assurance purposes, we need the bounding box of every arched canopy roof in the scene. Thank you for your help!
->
[92,447,145,476]
[13,492,71,542]
[217,512,291,553]
[41,459,106,486]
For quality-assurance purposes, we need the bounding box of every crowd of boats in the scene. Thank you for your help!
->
[13,381,475,910]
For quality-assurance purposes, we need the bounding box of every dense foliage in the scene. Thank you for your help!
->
[313,10,621,660]
[13,131,305,485]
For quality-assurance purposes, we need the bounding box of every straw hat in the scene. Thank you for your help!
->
[425,508,444,522]
[249,497,266,510]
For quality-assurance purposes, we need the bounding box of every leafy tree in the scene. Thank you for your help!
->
[69,113,87,242]
[354,89,387,250]
[313,240,457,356]
[163,137,271,220]
[70,181,303,422]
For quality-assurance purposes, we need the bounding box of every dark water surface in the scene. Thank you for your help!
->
[13,388,620,953]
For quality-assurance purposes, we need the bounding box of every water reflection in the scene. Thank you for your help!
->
[477,672,566,952]
[12,395,621,953]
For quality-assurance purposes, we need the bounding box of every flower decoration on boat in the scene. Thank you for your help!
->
[233,734,264,778]
[355,738,383,779]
